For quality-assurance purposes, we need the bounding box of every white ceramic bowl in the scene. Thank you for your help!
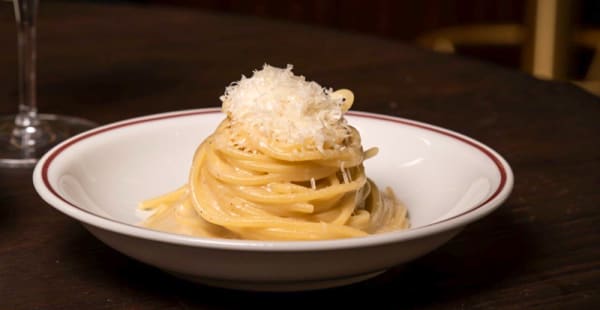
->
[33,108,513,291]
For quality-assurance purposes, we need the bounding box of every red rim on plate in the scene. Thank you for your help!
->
[39,109,510,243]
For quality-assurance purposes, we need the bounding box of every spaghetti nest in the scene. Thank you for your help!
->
[140,118,409,241]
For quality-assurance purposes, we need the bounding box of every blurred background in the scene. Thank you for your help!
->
[71,0,600,94]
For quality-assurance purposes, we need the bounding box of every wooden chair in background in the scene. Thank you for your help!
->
[417,0,600,96]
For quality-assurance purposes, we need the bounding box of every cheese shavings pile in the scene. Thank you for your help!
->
[220,64,348,151]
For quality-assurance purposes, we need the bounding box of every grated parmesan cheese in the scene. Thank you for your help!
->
[220,64,347,151]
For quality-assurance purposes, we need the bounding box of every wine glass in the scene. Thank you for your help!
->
[0,0,96,168]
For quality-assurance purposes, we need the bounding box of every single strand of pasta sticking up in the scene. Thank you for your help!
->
[139,64,409,240]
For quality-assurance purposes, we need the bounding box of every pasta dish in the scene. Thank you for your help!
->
[139,65,409,240]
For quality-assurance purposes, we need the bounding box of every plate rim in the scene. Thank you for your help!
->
[33,108,514,252]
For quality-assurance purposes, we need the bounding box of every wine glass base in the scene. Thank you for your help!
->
[0,114,96,168]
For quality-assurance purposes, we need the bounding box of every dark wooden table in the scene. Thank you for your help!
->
[1,2,599,309]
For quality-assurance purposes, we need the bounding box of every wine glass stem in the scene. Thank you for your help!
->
[13,0,40,147]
